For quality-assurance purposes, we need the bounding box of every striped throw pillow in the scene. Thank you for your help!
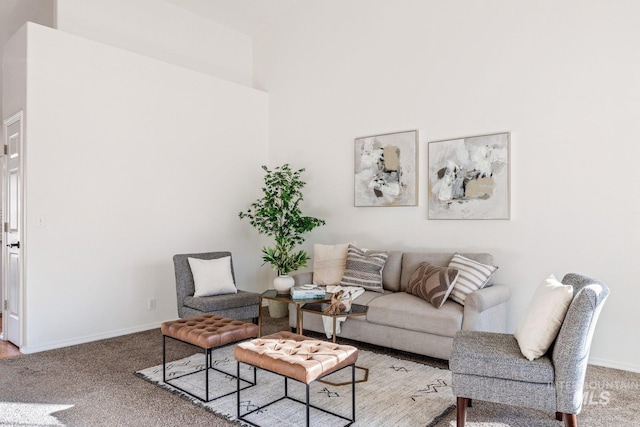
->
[340,245,388,292]
[406,263,459,308]
[448,253,498,305]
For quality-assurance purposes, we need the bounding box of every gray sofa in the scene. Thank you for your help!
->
[290,251,510,360]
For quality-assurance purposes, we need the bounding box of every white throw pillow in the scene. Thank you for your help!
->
[188,256,237,297]
[514,274,573,361]
[313,243,352,285]
[448,253,498,305]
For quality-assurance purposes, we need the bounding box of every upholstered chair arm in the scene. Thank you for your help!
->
[461,284,511,333]
[552,274,609,415]
[291,271,313,286]
[173,255,194,316]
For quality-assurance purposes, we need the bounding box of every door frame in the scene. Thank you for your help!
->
[2,110,25,346]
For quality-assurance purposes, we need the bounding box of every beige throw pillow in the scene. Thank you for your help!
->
[406,263,459,309]
[313,243,351,285]
[514,274,573,361]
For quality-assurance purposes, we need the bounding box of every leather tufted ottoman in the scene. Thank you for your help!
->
[161,314,258,402]
[234,331,358,426]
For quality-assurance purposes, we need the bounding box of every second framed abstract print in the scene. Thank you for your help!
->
[428,132,510,220]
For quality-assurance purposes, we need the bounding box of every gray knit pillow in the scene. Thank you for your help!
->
[340,245,388,292]
[406,262,459,309]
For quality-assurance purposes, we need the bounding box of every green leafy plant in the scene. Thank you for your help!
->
[239,164,325,275]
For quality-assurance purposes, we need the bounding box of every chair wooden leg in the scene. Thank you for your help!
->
[456,397,469,427]
[562,413,577,427]
[556,412,563,421]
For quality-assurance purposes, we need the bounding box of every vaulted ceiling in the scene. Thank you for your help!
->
[164,0,298,36]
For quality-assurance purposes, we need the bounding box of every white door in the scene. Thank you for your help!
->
[3,111,23,346]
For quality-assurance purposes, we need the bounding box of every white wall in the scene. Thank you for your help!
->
[6,23,268,353]
[55,0,253,86]
[254,0,640,372]
[0,3,55,309]
[0,0,54,136]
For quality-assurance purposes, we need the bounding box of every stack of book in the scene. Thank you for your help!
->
[289,285,326,300]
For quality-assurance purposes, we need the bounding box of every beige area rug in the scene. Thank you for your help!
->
[137,343,455,426]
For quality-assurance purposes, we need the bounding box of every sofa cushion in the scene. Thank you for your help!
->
[352,289,389,306]
[366,292,463,337]
[406,263,459,309]
[451,330,555,383]
[183,290,259,312]
[448,253,498,305]
[379,251,403,292]
[340,245,388,292]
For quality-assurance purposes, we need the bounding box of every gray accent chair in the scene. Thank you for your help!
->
[450,273,609,427]
[173,252,260,322]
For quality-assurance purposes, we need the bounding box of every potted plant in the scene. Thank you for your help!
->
[239,164,325,299]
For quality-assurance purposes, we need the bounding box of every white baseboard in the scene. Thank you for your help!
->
[590,357,640,374]
[18,322,163,354]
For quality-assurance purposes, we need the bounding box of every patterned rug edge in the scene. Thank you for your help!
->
[133,371,240,425]
[426,403,455,427]
[135,346,455,427]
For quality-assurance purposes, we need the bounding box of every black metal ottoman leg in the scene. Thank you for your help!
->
[205,348,209,402]
[237,361,241,419]
[162,335,167,383]
[352,363,356,422]
[306,383,310,427]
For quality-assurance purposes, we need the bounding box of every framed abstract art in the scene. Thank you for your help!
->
[354,130,418,207]
[428,132,510,220]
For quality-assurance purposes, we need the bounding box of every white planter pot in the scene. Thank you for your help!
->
[273,274,295,294]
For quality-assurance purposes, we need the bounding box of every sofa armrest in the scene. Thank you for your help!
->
[291,271,313,286]
[461,284,510,333]
[465,284,511,312]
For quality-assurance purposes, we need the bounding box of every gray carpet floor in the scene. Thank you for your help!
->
[1,308,638,426]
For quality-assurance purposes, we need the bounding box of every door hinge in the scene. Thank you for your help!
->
[3,145,7,155]
[3,222,8,233]
[3,300,6,310]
